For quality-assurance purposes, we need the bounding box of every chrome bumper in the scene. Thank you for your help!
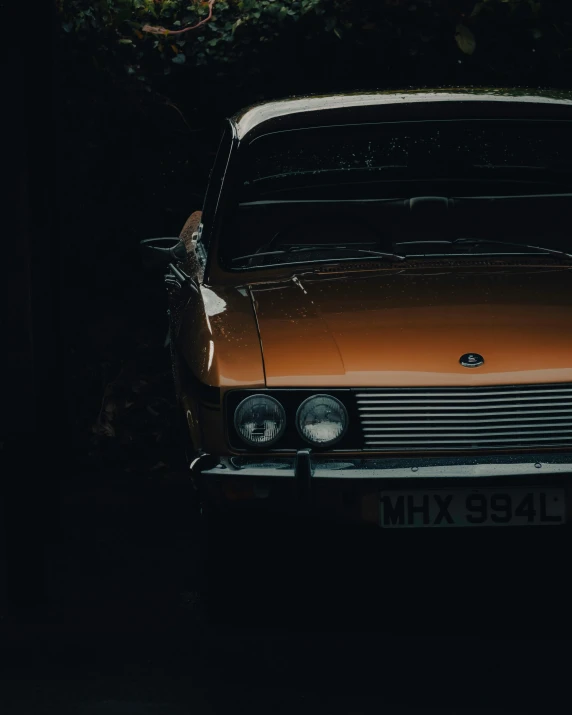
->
[193,452,572,481]
[192,452,572,524]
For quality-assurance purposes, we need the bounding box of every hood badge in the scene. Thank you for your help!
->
[460,353,484,368]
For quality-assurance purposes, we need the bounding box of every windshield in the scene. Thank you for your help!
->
[220,119,572,270]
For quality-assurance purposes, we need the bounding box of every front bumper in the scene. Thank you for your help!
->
[192,451,572,524]
[195,451,572,481]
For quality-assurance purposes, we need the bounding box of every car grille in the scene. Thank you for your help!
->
[356,384,572,451]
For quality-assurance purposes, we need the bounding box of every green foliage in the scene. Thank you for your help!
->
[59,1,335,76]
[57,1,572,102]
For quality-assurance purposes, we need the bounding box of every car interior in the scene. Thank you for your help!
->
[223,191,572,266]
[220,117,572,267]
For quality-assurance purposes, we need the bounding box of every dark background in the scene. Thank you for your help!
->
[2,1,572,712]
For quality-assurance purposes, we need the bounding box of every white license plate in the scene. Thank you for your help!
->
[379,487,566,528]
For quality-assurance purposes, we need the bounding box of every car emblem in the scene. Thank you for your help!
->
[460,353,484,368]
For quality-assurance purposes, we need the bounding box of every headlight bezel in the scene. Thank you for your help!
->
[233,393,287,448]
[225,389,355,452]
[295,394,349,448]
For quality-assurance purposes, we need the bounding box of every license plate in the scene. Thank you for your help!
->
[379,487,566,528]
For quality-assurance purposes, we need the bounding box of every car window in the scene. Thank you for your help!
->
[219,119,572,270]
[200,124,233,251]
[241,119,572,200]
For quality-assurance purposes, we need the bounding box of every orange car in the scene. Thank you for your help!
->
[143,88,572,532]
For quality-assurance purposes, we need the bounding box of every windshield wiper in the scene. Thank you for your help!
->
[395,238,572,260]
[231,245,406,263]
[451,238,572,260]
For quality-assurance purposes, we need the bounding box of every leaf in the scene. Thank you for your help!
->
[455,24,476,55]
[171,43,179,54]
[172,53,186,64]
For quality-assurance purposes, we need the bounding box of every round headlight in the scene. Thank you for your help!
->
[296,395,348,447]
[234,395,286,447]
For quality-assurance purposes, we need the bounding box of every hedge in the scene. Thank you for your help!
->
[57,1,572,114]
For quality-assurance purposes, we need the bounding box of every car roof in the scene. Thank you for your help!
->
[231,88,572,142]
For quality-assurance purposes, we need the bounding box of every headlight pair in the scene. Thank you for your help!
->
[234,394,348,449]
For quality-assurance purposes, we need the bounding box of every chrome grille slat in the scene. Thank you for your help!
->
[356,389,572,398]
[361,409,572,419]
[357,384,572,451]
[363,425,572,433]
[362,415,572,424]
[358,401,572,411]
[358,396,572,404]
[365,435,572,445]
[364,428,572,436]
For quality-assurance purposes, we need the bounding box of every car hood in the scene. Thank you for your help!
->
[249,264,572,387]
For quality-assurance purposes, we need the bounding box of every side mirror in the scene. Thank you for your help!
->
[140,237,187,270]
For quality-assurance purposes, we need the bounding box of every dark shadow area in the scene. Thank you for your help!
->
[1,471,571,712]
